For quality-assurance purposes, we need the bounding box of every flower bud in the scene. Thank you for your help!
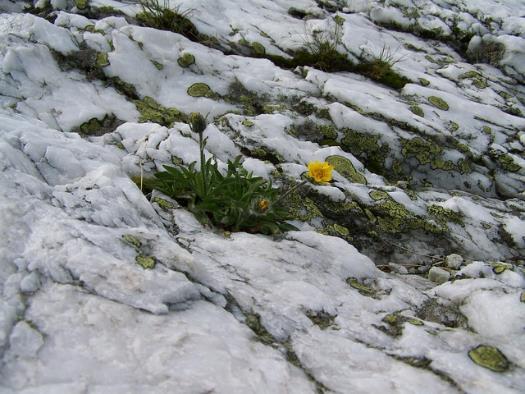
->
[189,112,207,134]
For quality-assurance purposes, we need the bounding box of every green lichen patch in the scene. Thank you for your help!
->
[317,124,338,141]
[409,105,424,117]
[468,345,509,372]
[135,96,186,127]
[408,318,424,326]
[491,262,512,274]
[448,121,459,132]
[152,196,175,210]
[187,82,215,98]
[419,78,430,86]
[77,114,121,136]
[369,190,389,201]
[262,103,288,114]
[401,137,442,166]
[459,71,489,89]
[321,223,352,243]
[75,0,88,9]
[306,311,337,329]
[177,53,195,68]
[341,129,390,175]
[136,255,156,269]
[379,313,404,337]
[122,234,142,249]
[428,96,449,111]
[326,155,367,184]
[346,277,376,297]
[427,204,464,225]
[496,154,521,172]
[282,188,323,222]
[96,52,109,67]
[241,119,254,127]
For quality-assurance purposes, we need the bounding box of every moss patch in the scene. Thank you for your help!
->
[496,154,521,172]
[75,0,88,9]
[428,96,449,111]
[326,155,367,184]
[77,114,122,136]
[468,345,509,372]
[409,105,424,117]
[122,234,142,250]
[136,255,156,269]
[135,96,186,127]
[177,53,195,68]
[95,52,109,67]
[427,204,464,225]
[401,137,437,165]
[346,277,376,297]
[152,196,175,210]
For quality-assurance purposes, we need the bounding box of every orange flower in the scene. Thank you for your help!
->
[307,161,333,183]
[258,199,270,212]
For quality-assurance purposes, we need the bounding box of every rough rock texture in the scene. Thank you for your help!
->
[0,1,524,393]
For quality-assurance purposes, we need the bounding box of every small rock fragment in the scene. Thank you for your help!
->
[428,267,450,284]
[445,254,463,269]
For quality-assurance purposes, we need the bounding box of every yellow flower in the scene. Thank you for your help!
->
[307,161,333,183]
[258,199,270,212]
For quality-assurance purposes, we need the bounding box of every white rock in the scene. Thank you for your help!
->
[8,321,44,358]
[20,272,41,293]
[428,267,450,284]
[445,254,464,269]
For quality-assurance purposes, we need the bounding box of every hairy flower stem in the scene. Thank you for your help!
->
[198,131,207,196]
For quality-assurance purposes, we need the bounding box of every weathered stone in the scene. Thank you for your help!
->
[428,267,450,284]
[445,254,464,269]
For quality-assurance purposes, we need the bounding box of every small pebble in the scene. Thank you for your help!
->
[428,267,450,284]
[445,254,464,269]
